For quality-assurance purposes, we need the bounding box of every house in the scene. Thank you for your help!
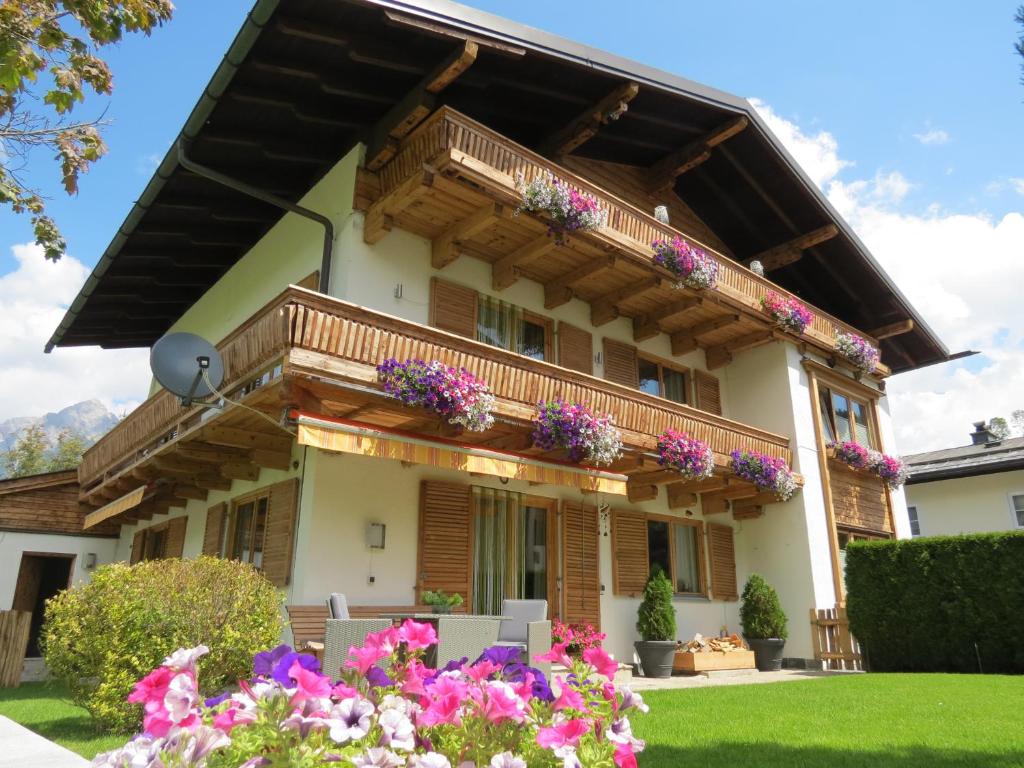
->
[903,422,1024,537]
[0,471,120,659]
[45,0,952,668]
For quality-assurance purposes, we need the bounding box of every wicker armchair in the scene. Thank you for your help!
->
[494,599,552,675]
[322,618,393,679]
[435,616,501,668]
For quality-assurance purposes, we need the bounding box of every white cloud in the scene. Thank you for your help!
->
[0,243,150,423]
[136,152,162,175]
[751,100,1024,453]
[913,127,950,146]
[1010,178,1024,196]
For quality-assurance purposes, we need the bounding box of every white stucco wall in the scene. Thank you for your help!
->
[905,470,1024,537]
[0,531,119,609]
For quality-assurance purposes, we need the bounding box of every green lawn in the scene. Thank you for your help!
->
[0,682,127,759]
[634,673,1024,767]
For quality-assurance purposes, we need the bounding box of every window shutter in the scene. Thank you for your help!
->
[694,370,722,415]
[603,338,639,388]
[429,277,478,339]
[130,530,145,564]
[417,481,472,603]
[707,522,737,601]
[203,502,227,556]
[558,322,593,375]
[165,516,188,558]
[561,501,601,628]
[263,479,299,587]
[611,509,648,597]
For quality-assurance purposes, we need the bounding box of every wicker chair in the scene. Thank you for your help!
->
[322,618,393,679]
[493,599,552,676]
[435,616,501,668]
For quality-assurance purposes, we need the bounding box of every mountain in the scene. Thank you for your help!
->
[0,400,121,473]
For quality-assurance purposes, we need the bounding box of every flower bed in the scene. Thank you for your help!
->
[760,291,814,335]
[829,440,909,489]
[377,358,495,432]
[730,449,797,501]
[532,399,623,465]
[651,236,719,290]
[656,430,714,481]
[516,172,607,244]
[94,621,648,768]
[834,331,880,375]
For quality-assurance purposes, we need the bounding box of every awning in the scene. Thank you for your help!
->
[294,412,628,496]
[84,485,146,529]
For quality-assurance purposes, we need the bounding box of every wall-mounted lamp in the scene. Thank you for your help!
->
[85,553,97,570]
[393,283,404,299]
[366,522,386,550]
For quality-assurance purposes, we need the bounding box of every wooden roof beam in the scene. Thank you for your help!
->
[432,202,509,269]
[869,319,914,339]
[744,224,839,271]
[364,168,435,244]
[646,116,749,193]
[544,255,617,309]
[590,277,662,326]
[632,296,703,342]
[705,330,778,369]
[492,234,558,290]
[539,81,640,157]
[670,314,741,356]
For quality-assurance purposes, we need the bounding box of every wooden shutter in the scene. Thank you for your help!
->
[558,322,593,375]
[263,479,299,587]
[603,338,638,388]
[165,516,187,558]
[130,530,145,565]
[707,522,738,601]
[611,509,649,597]
[203,502,227,556]
[694,370,722,415]
[417,481,472,602]
[561,501,601,628]
[429,277,478,339]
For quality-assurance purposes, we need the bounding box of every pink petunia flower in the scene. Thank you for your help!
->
[398,619,437,651]
[614,742,638,768]
[536,718,592,749]
[477,681,527,724]
[534,641,573,669]
[345,645,390,676]
[289,660,332,704]
[582,647,619,679]
[552,679,585,712]
[127,666,174,706]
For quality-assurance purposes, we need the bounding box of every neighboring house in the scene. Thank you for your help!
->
[0,471,119,657]
[45,0,952,667]
[903,422,1024,537]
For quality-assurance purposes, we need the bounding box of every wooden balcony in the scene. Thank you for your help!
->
[80,287,795,520]
[358,107,888,376]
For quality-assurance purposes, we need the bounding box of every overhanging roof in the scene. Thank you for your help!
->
[904,436,1024,484]
[47,0,951,373]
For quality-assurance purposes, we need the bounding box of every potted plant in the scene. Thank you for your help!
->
[422,590,464,614]
[634,567,677,678]
[740,574,788,671]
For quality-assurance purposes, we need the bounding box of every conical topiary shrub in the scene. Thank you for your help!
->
[740,573,788,672]
[636,566,676,641]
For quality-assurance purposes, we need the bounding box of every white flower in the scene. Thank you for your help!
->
[378,708,415,751]
[490,752,527,768]
[379,693,420,718]
[409,754,452,768]
[162,645,209,672]
[553,745,583,768]
[351,748,405,768]
[327,696,375,743]
[164,673,198,724]
[618,686,649,714]
[91,735,164,767]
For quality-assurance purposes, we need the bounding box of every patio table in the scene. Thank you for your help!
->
[378,613,509,666]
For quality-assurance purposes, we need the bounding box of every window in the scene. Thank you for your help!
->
[141,527,168,561]
[646,517,705,596]
[224,493,270,568]
[1012,495,1024,528]
[477,294,552,361]
[638,356,688,404]
[907,505,921,537]
[819,385,874,447]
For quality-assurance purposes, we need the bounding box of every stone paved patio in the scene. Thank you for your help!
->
[0,715,87,767]
[626,668,846,691]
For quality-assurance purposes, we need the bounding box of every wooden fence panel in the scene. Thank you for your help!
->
[0,610,31,687]
[810,605,863,671]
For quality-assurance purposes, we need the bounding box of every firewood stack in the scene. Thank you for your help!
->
[678,633,748,654]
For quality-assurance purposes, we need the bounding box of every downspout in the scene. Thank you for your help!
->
[176,139,334,294]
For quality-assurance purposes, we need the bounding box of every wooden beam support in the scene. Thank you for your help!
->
[222,463,261,482]
[250,449,293,471]
[869,319,914,340]
[744,224,839,271]
[364,168,435,244]
[176,442,248,463]
[700,492,730,516]
[632,297,702,342]
[432,202,507,269]
[626,469,680,486]
[732,504,764,520]
[172,484,208,502]
[666,476,729,495]
[544,255,617,309]
[647,116,749,192]
[590,277,662,327]
[425,41,479,93]
[670,314,741,356]
[705,330,777,369]
[202,425,292,454]
[492,234,558,290]
[667,483,698,510]
[152,455,214,475]
[539,81,640,156]
[196,474,232,492]
[626,483,658,503]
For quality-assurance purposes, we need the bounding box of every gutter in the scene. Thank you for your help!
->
[44,0,282,353]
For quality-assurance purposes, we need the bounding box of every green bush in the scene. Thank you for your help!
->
[41,556,283,731]
[846,532,1024,673]
[740,574,788,640]
[636,567,676,641]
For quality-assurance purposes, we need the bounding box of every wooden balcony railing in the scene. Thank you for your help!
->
[370,107,886,374]
[81,287,793,493]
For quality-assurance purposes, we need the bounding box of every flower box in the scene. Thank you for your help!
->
[673,649,756,674]
[761,291,814,335]
[651,236,719,290]
[532,399,623,465]
[516,172,606,243]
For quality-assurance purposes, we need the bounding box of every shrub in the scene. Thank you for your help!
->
[636,567,676,641]
[740,574,788,640]
[41,556,283,731]
[846,532,1024,673]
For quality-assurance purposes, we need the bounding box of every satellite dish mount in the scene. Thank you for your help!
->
[150,333,226,408]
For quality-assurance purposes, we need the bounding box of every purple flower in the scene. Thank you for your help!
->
[204,691,230,708]
[365,666,394,688]
[504,662,554,702]
[477,646,524,667]
[253,645,320,687]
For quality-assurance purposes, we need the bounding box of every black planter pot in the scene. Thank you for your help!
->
[634,640,676,678]
[746,637,785,671]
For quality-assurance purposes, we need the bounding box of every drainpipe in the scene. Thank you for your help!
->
[176,139,334,294]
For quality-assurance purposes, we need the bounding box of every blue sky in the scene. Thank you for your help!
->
[1,1,1022,451]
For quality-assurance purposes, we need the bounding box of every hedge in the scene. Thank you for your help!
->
[845,531,1024,673]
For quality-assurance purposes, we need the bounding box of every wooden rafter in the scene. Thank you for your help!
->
[590,277,662,326]
[705,330,777,370]
[670,314,740,356]
[491,234,558,290]
[646,116,749,192]
[666,483,698,510]
[744,224,839,271]
[544,255,617,309]
[632,296,702,341]
[202,425,293,454]
[539,81,640,157]
[869,319,914,339]
[431,202,508,269]
[364,168,435,244]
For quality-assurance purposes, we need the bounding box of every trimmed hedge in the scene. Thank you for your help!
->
[846,532,1024,673]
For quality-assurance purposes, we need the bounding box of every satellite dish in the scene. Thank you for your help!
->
[150,332,225,405]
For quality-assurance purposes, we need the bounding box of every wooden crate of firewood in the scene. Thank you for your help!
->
[673,633,756,673]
